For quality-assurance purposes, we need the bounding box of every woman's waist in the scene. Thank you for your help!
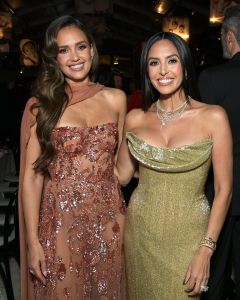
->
[48,165,115,180]
[128,189,210,220]
[45,171,119,186]
[41,176,124,212]
[138,169,208,191]
[134,184,208,203]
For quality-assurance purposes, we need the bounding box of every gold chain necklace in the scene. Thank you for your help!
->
[156,96,190,127]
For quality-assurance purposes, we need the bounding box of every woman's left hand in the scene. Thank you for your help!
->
[183,246,213,296]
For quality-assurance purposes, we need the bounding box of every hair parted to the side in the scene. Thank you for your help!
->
[32,15,99,175]
[140,31,199,111]
[222,5,240,43]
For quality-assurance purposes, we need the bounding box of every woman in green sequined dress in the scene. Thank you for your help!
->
[115,32,232,299]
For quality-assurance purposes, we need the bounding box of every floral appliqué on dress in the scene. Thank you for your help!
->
[35,123,126,300]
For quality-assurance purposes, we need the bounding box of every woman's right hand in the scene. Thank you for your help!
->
[28,241,47,284]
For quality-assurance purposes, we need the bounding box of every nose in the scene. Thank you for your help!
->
[159,63,168,75]
[70,49,80,61]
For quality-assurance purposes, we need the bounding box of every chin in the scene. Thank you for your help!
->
[158,88,176,95]
[68,73,89,82]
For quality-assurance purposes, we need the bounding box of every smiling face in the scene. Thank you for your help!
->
[147,39,183,97]
[56,25,93,84]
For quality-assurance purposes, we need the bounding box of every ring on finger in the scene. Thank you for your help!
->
[200,285,209,292]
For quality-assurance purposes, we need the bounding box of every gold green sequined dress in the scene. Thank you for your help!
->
[125,132,213,300]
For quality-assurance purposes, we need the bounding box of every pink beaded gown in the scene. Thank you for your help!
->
[32,123,126,299]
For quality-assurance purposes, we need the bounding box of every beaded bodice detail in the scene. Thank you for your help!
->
[49,123,118,181]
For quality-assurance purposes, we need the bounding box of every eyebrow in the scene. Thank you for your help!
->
[148,54,179,60]
[58,40,89,48]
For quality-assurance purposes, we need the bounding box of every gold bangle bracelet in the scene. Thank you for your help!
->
[199,237,217,251]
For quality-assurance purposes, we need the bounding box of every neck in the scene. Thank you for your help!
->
[66,77,91,86]
[158,92,188,111]
[65,81,104,106]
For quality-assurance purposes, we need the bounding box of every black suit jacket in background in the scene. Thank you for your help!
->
[198,52,240,216]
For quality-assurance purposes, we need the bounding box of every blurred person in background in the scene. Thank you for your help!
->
[198,5,240,300]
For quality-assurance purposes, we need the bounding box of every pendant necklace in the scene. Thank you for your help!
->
[156,96,190,127]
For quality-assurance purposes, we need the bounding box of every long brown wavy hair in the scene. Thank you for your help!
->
[32,15,99,175]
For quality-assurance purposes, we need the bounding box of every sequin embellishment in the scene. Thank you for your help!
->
[125,132,213,300]
[35,124,126,299]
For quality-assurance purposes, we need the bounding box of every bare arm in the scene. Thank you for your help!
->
[114,89,127,161]
[114,109,140,186]
[22,123,47,283]
[204,107,232,241]
[184,106,232,296]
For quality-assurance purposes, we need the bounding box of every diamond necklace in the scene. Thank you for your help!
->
[156,96,189,127]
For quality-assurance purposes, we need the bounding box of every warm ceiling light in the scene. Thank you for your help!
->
[156,3,164,14]
[155,1,169,14]
[0,12,12,40]
[209,16,223,24]
[180,34,189,41]
[113,56,119,65]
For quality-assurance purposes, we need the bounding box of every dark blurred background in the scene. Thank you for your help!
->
[0,0,229,85]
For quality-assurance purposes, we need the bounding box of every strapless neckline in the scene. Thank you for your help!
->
[127,132,213,151]
[53,122,117,131]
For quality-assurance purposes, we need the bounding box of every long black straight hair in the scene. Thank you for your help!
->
[140,32,199,111]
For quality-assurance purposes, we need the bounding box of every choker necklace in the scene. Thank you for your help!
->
[156,96,190,127]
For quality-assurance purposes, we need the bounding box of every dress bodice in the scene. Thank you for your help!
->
[127,132,213,205]
[127,132,213,173]
[48,123,118,181]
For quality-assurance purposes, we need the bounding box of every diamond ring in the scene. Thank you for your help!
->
[200,285,209,292]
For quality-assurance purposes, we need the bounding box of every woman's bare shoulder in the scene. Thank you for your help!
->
[96,87,126,109]
[125,108,145,130]
[191,99,228,125]
[100,86,126,99]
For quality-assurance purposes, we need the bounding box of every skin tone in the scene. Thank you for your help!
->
[22,25,126,284]
[221,27,240,59]
[115,39,232,296]
[56,26,93,84]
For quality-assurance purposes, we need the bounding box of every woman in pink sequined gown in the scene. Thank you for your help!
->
[19,16,127,300]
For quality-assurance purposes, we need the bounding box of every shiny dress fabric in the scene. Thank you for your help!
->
[125,132,213,300]
[34,123,126,300]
